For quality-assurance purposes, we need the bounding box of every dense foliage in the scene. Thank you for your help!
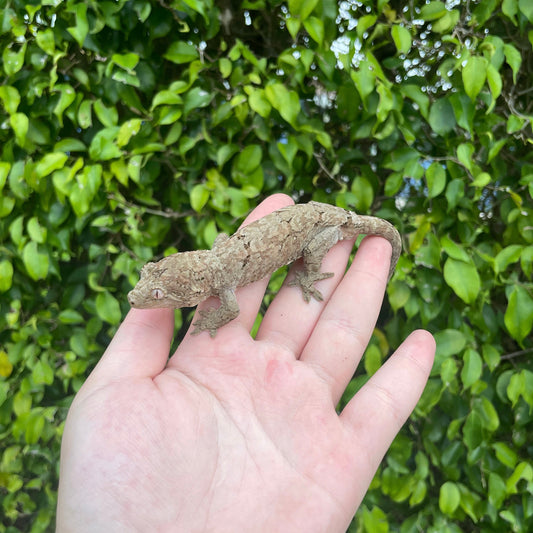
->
[1,0,532,530]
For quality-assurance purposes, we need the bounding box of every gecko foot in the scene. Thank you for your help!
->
[288,270,334,303]
[191,309,219,337]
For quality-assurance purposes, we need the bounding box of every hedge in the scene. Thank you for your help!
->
[1,0,532,531]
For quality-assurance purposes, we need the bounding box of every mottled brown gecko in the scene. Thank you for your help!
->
[127,201,402,336]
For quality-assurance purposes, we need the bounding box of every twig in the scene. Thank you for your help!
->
[501,347,533,361]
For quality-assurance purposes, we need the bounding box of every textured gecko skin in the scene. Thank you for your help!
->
[127,201,402,336]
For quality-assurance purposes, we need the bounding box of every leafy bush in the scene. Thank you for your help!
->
[1,0,532,531]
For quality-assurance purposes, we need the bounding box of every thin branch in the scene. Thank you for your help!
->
[109,194,194,219]
[501,347,533,361]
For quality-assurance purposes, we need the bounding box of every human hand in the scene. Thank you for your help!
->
[56,194,435,532]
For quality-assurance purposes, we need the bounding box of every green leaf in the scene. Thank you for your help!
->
[476,397,500,432]
[0,260,14,292]
[461,349,483,389]
[361,505,389,533]
[70,165,102,216]
[488,473,507,508]
[493,442,518,469]
[183,87,213,116]
[376,82,394,124]
[190,184,210,212]
[67,3,89,47]
[303,16,324,45]
[95,291,122,325]
[428,98,456,136]
[27,217,47,244]
[22,241,49,281]
[495,244,523,274]
[265,83,301,127]
[89,127,121,160]
[34,153,68,178]
[0,350,13,377]
[10,113,29,146]
[439,481,460,515]
[482,344,500,371]
[456,143,475,172]
[117,119,142,147]
[227,187,250,217]
[93,99,118,127]
[77,100,92,129]
[471,0,499,26]
[53,84,76,126]
[507,462,533,494]
[518,0,533,23]
[58,309,84,324]
[286,17,301,39]
[151,90,183,109]
[425,162,446,198]
[24,410,45,444]
[463,410,483,450]
[400,85,429,119]
[164,41,198,64]
[350,177,374,212]
[391,25,412,54]
[278,137,298,166]
[288,0,319,21]
[503,43,522,83]
[2,43,26,76]
[440,236,471,262]
[54,138,87,153]
[486,63,502,104]
[434,329,466,367]
[111,53,139,71]
[449,92,474,134]
[247,88,271,118]
[351,61,377,104]
[235,145,262,175]
[32,360,54,385]
[502,0,518,23]
[0,85,20,114]
[420,1,447,21]
[504,286,533,343]
[35,28,55,55]
[462,56,487,101]
[445,179,464,211]
[472,172,492,187]
[432,9,459,33]
[219,57,232,78]
[443,258,480,304]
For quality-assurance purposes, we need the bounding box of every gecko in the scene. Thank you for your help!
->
[127,201,402,336]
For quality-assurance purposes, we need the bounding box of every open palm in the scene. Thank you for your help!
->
[57,194,435,533]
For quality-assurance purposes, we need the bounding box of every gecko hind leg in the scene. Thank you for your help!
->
[288,226,342,303]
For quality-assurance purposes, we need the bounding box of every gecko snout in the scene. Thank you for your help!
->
[127,291,136,307]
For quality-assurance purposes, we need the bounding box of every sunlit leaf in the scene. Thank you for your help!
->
[443,257,480,304]
[505,286,533,343]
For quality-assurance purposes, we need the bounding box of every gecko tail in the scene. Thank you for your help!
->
[350,214,402,280]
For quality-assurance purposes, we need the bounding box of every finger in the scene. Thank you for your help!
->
[255,237,355,354]
[181,194,294,342]
[340,330,435,478]
[85,308,174,385]
[300,236,393,403]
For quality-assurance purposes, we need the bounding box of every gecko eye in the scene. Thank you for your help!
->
[152,288,165,300]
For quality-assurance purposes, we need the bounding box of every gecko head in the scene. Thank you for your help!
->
[127,252,212,309]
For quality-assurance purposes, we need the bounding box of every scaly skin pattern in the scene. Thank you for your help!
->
[127,201,402,336]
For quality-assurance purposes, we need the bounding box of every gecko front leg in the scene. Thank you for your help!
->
[191,288,240,337]
[288,226,343,302]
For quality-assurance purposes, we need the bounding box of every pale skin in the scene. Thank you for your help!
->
[56,194,435,533]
